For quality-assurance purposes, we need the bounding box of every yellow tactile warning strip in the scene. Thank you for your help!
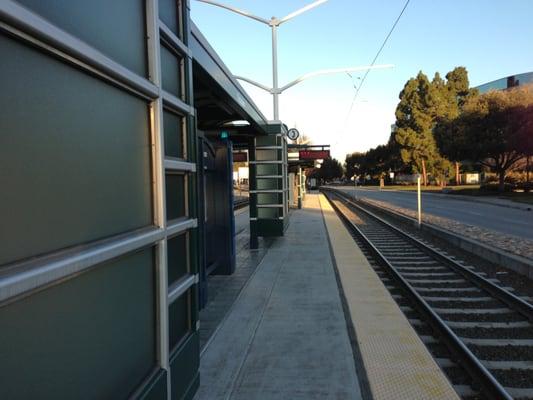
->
[319,194,460,400]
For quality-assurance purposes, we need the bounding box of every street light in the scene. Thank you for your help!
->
[195,0,393,121]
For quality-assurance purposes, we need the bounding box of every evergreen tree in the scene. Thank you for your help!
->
[434,67,478,184]
[394,72,439,185]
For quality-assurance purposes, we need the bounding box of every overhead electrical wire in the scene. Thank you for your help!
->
[335,0,411,146]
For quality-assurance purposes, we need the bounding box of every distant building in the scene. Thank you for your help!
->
[475,71,533,93]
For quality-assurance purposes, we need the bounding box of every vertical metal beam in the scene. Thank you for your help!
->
[248,138,258,249]
[297,165,302,209]
[146,0,170,386]
[271,24,279,121]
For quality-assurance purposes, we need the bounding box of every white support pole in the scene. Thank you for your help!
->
[271,24,279,121]
[354,175,357,201]
[417,176,422,227]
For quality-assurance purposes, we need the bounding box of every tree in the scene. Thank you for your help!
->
[317,157,343,181]
[457,85,533,192]
[345,152,366,179]
[395,72,440,185]
[434,67,478,184]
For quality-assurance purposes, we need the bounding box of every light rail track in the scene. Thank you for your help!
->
[233,198,249,210]
[322,188,533,400]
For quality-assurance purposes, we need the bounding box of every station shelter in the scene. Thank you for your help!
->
[0,2,289,399]
[288,144,331,208]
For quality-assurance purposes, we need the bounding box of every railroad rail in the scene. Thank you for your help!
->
[322,188,533,400]
[233,198,249,210]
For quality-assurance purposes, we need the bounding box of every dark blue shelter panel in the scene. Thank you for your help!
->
[167,233,189,285]
[165,173,186,221]
[163,110,185,159]
[160,43,183,98]
[0,34,152,266]
[15,0,147,76]
[0,248,157,400]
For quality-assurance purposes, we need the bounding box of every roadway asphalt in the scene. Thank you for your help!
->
[336,186,533,240]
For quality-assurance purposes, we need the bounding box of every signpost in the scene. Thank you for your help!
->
[299,150,330,160]
[232,152,247,162]
[417,175,422,227]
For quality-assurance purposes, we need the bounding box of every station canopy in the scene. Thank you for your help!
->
[191,23,275,145]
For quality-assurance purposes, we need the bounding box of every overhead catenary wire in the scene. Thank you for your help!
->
[335,0,411,147]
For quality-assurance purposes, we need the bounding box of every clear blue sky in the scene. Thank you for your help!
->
[191,0,533,160]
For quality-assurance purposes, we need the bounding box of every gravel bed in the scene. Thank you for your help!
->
[454,327,533,339]
[413,324,434,336]
[468,344,533,361]
[426,342,453,358]
[440,312,526,323]
[490,369,533,388]
[426,300,504,309]
[443,366,473,385]
[404,310,419,320]
[356,198,533,304]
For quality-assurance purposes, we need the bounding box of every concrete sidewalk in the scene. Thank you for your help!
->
[194,194,362,400]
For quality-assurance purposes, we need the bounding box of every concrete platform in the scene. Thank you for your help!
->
[195,195,362,399]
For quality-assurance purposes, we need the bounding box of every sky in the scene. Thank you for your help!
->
[191,0,533,161]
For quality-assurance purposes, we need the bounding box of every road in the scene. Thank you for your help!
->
[335,186,533,240]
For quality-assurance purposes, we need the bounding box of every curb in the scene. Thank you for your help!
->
[354,196,533,280]
[347,187,532,212]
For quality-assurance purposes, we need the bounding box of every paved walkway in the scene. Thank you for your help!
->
[199,207,271,350]
[195,195,362,400]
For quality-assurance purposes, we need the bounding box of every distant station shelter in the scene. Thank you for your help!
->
[0,2,289,399]
[288,144,331,208]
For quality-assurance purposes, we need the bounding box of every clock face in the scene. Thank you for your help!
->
[287,128,299,141]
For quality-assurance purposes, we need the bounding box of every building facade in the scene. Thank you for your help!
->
[475,71,533,93]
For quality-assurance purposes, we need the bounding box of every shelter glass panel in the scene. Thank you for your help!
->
[165,173,186,221]
[257,208,279,219]
[160,43,183,99]
[16,0,147,76]
[169,290,191,351]
[0,248,157,399]
[159,0,183,39]
[163,110,185,159]
[0,34,152,266]
[167,233,189,285]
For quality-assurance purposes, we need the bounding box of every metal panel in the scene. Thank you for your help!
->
[14,0,147,76]
[161,42,183,99]
[0,33,152,266]
[163,110,185,159]
[0,248,157,400]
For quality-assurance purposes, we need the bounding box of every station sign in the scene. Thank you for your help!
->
[299,150,330,160]
[233,152,248,162]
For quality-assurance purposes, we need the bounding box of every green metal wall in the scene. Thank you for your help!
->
[0,1,199,399]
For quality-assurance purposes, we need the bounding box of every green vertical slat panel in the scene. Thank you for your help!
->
[0,34,152,266]
[0,248,157,400]
[16,0,147,76]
